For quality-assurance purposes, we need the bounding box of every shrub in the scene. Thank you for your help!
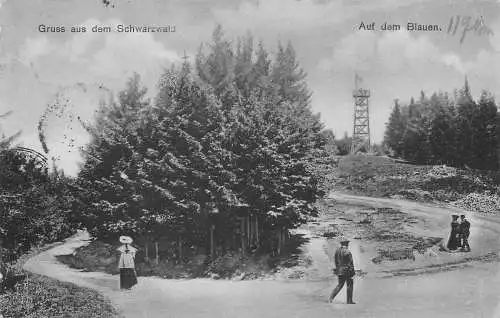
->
[0,274,119,318]
[204,252,273,279]
[205,252,244,278]
[452,193,500,214]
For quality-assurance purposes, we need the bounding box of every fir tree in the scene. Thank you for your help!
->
[455,77,476,167]
[473,91,498,169]
[384,99,405,156]
[428,94,456,165]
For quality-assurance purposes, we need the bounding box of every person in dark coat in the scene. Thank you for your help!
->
[459,215,471,252]
[447,215,460,250]
[328,237,355,304]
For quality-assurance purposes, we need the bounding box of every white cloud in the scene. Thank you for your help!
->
[330,31,378,72]
[213,0,346,32]
[20,18,180,92]
[13,18,182,176]
[90,28,180,86]
[443,20,500,92]
[19,36,54,65]
[442,54,465,74]
[63,18,103,61]
[321,30,457,76]
[212,0,435,34]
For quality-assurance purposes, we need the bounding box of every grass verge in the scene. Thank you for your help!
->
[1,234,121,318]
[0,273,120,318]
[331,155,500,212]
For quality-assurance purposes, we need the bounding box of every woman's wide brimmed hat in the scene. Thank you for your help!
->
[119,236,133,244]
[339,236,350,245]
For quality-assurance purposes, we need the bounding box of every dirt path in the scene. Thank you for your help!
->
[329,193,500,276]
[23,193,500,318]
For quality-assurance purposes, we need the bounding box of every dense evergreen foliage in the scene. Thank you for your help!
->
[384,79,498,170]
[74,26,336,257]
[0,113,76,262]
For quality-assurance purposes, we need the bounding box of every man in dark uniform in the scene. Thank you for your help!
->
[328,237,355,304]
[459,214,471,252]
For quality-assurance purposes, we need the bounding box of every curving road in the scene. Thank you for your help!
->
[24,193,500,318]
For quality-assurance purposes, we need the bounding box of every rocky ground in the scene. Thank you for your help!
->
[333,155,500,214]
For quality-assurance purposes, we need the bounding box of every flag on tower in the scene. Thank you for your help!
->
[182,49,189,62]
[355,73,363,89]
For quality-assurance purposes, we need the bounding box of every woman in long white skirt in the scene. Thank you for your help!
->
[118,236,138,289]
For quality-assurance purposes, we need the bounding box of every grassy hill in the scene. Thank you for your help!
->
[330,155,500,214]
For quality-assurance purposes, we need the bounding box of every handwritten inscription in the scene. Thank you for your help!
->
[447,15,494,44]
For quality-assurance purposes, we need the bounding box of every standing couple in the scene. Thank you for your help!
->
[446,214,471,252]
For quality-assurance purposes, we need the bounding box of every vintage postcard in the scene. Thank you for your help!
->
[1,0,500,317]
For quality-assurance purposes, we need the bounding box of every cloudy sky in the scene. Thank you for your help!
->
[1,0,500,175]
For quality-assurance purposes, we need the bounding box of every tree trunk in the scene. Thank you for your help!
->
[249,215,253,244]
[277,230,282,255]
[247,215,250,243]
[155,242,159,264]
[179,236,183,261]
[145,244,149,260]
[240,217,246,253]
[283,227,287,245]
[255,217,259,244]
[279,226,287,254]
[210,224,215,258]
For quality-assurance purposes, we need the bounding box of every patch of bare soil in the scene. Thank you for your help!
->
[380,251,499,277]
[315,199,444,267]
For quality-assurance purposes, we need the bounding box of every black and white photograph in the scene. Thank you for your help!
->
[1,0,500,317]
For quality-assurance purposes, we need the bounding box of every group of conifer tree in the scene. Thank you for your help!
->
[384,79,499,170]
[73,26,336,254]
[0,113,76,261]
